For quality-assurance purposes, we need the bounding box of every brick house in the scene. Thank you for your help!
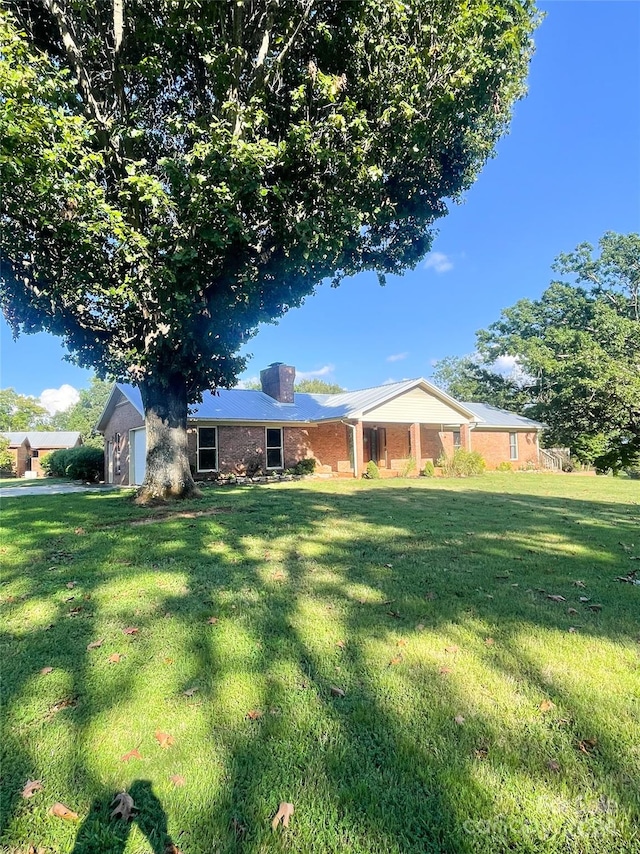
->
[1,431,82,477]
[96,363,544,486]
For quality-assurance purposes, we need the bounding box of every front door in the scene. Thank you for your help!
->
[363,427,386,465]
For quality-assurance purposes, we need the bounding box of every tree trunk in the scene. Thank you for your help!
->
[136,374,201,503]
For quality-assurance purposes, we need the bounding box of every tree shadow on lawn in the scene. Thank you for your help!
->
[1,482,639,852]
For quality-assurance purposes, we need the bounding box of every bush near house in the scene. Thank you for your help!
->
[437,448,487,477]
[42,446,104,481]
[365,460,381,479]
[0,436,14,476]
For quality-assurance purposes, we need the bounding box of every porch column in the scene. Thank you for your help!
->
[410,422,422,474]
[355,421,364,478]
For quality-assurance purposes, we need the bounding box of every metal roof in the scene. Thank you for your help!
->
[1,432,30,447]
[1,431,81,448]
[105,382,542,429]
[461,402,545,429]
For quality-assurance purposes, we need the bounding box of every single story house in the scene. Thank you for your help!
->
[0,431,82,477]
[96,363,544,486]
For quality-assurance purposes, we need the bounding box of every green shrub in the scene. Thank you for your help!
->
[399,456,416,478]
[364,460,380,479]
[423,460,435,478]
[437,448,486,477]
[496,461,512,472]
[0,437,14,476]
[293,458,317,476]
[44,446,104,481]
[42,448,71,477]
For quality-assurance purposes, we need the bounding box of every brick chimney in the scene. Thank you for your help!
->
[260,363,296,403]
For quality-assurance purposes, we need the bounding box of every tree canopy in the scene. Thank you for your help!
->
[50,376,112,446]
[477,232,640,471]
[430,354,532,412]
[0,387,47,430]
[0,0,539,498]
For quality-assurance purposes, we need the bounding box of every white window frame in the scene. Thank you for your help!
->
[509,432,518,461]
[453,430,462,450]
[114,432,121,475]
[265,427,284,470]
[197,426,218,472]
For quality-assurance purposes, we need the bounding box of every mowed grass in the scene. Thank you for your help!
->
[1,474,639,854]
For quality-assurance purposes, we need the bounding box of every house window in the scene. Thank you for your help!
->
[509,432,518,460]
[266,428,283,469]
[198,427,218,471]
[31,449,39,458]
[114,432,121,475]
[453,431,462,450]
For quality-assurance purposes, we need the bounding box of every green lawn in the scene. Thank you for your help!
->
[1,474,639,854]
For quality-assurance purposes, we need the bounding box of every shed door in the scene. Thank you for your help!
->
[130,428,146,486]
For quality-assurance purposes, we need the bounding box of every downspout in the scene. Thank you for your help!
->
[341,421,358,479]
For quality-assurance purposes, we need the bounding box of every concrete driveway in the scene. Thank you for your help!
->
[0,483,119,498]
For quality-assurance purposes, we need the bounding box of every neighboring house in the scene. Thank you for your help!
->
[96,363,544,486]
[0,431,82,477]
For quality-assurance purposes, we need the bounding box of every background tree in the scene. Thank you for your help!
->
[430,355,532,412]
[50,377,112,447]
[0,435,14,474]
[295,378,345,394]
[0,1,539,500]
[477,232,640,472]
[0,388,47,430]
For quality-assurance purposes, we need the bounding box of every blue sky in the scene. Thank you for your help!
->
[1,0,639,408]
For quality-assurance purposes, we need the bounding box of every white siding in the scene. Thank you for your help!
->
[363,387,469,424]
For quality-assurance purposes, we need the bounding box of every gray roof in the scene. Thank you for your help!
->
[111,378,478,425]
[1,432,30,447]
[461,402,544,429]
[1,431,81,449]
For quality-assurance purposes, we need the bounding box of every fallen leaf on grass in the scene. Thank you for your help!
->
[383,563,393,569]
[272,571,285,581]
[163,657,174,665]
[155,731,175,749]
[246,709,263,721]
[207,617,219,625]
[66,581,77,589]
[474,748,488,760]
[22,780,44,798]
[445,645,459,654]
[587,603,603,612]
[49,803,79,821]
[568,627,577,634]
[108,653,123,664]
[484,637,495,646]
[439,666,453,675]
[46,697,77,718]
[547,594,566,603]
[336,640,346,650]
[169,775,185,787]
[330,686,345,698]
[111,792,135,822]
[183,687,198,697]
[386,610,401,618]
[567,607,578,615]
[547,760,561,772]
[578,738,597,754]
[163,844,183,854]
[122,627,139,635]
[271,802,294,829]
[40,667,54,675]
[539,700,556,712]
[454,715,465,725]
[578,596,591,603]
[396,638,407,647]
[68,606,83,616]
[389,655,403,666]
[86,639,104,650]
[416,623,425,632]
[120,749,142,762]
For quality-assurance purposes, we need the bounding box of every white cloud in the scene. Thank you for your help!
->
[424,251,454,273]
[296,364,335,381]
[386,352,408,363]
[492,355,519,376]
[39,384,80,415]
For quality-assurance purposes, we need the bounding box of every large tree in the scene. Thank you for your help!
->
[430,354,532,412]
[477,232,640,471]
[0,387,47,430]
[0,0,539,500]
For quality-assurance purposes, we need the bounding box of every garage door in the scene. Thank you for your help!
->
[130,427,146,486]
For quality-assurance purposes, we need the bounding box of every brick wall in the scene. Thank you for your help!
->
[9,443,29,477]
[304,423,351,472]
[470,429,539,469]
[102,399,145,484]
